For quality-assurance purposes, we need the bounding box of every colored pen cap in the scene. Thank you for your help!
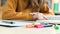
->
[33,21,39,25]
[35,24,44,28]
[26,24,34,28]
[54,25,60,30]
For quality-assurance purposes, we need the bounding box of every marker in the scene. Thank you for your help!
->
[34,24,44,28]
[54,25,59,30]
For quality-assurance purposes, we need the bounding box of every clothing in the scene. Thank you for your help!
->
[2,0,33,20]
[2,0,54,20]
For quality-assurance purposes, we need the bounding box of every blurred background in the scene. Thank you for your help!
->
[0,0,2,20]
[0,0,60,20]
[0,0,60,17]
[0,0,60,15]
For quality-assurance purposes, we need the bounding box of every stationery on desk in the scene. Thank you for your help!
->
[0,20,34,27]
[0,15,60,27]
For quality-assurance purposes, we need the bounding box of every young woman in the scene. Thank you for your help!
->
[2,0,54,20]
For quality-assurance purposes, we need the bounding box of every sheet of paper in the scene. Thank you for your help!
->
[46,15,60,20]
[0,20,35,26]
[37,20,60,24]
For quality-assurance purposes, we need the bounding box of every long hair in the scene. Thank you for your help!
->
[40,4,49,13]
[25,0,45,12]
[25,0,49,14]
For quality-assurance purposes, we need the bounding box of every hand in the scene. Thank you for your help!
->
[37,13,48,20]
[30,12,38,20]
[30,12,48,20]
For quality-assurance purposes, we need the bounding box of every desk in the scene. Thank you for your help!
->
[0,20,60,34]
[0,26,57,34]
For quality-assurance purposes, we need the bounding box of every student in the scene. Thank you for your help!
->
[2,0,54,20]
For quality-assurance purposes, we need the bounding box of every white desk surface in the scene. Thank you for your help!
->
[0,26,56,34]
[0,20,60,34]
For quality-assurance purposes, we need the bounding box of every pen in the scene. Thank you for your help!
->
[2,21,14,24]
